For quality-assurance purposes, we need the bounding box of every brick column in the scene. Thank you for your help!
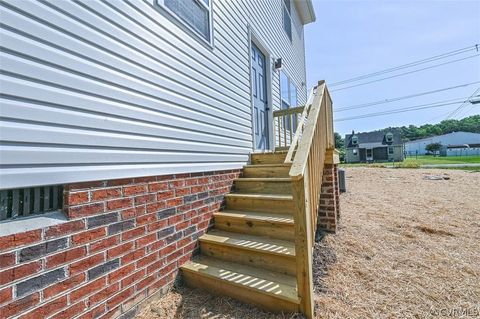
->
[317,164,340,233]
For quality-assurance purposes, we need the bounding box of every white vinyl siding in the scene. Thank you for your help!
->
[0,0,308,189]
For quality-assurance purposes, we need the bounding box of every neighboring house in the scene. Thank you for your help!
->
[345,130,404,163]
[0,1,330,319]
[405,132,480,156]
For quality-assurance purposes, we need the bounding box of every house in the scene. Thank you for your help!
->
[0,1,339,319]
[345,130,404,163]
[404,132,480,157]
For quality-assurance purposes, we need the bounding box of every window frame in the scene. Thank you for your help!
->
[279,70,298,130]
[386,132,394,143]
[352,135,358,145]
[388,146,394,155]
[156,0,214,46]
[280,70,298,109]
[282,0,292,41]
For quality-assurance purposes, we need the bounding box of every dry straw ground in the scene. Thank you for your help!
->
[136,168,480,319]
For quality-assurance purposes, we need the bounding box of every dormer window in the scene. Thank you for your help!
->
[352,135,358,145]
[386,132,393,143]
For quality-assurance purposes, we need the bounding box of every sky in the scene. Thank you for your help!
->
[304,0,480,136]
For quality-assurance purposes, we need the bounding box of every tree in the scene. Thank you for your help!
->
[334,132,344,149]
[334,132,346,162]
[425,142,442,156]
[375,115,479,142]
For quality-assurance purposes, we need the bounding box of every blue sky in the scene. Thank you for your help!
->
[305,0,480,136]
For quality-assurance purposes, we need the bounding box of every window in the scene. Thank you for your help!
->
[0,185,63,221]
[388,146,394,155]
[352,135,358,145]
[280,71,298,109]
[353,149,358,155]
[386,132,393,143]
[280,71,298,130]
[280,71,290,109]
[282,0,292,41]
[159,0,212,43]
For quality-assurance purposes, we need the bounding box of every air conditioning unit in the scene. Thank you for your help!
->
[338,169,346,193]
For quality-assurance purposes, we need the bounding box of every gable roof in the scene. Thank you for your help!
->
[345,130,402,148]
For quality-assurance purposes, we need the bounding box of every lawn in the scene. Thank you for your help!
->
[340,155,480,169]
[403,155,480,164]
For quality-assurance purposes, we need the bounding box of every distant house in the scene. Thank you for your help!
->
[345,130,404,163]
[405,132,480,156]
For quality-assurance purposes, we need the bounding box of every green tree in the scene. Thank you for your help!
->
[334,132,344,149]
[375,115,480,142]
[425,142,442,156]
[334,132,345,162]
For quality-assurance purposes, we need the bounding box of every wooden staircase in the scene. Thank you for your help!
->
[181,81,336,318]
[181,152,300,313]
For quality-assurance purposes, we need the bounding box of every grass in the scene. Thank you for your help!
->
[340,155,480,170]
[403,155,480,165]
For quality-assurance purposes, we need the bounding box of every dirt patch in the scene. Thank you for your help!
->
[314,168,480,318]
[136,283,303,319]
[415,225,454,237]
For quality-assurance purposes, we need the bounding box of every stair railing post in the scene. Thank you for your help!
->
[291,172,314,319]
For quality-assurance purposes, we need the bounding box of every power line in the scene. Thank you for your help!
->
[334,98,468,122]
[445,88,480,120]
[330,45,479,87]
[335,81,480,112]
[330,54,480,92]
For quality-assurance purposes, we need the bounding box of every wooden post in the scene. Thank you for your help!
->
[291,175,314,318]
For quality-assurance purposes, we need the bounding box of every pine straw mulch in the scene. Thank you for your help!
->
[136,168,480,319]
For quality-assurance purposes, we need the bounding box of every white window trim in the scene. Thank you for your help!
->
[352,136,358,145]
[280,71,297,109]
[156,0,214,46]
[282,0,293,41]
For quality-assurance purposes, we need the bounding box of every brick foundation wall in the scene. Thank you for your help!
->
[0,169,241,319]
[318,164,340,233]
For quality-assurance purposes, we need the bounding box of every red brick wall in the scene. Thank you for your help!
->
[318,164,340,233]
[0,169,241,319]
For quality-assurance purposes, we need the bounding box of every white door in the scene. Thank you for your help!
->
[251,42,269,150]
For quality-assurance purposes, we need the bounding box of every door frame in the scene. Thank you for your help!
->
[248,26,274,152]
[366,148,373,161]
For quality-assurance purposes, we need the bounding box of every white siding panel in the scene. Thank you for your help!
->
[0,0,309,189]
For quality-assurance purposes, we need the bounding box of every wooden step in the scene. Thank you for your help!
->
[214,210,294,240]
[234,178,292,195]
[181,256,300,313]
[243,164,291,178]
[250,152,287,164]
[225,193,294,214]
[199,229,296,275]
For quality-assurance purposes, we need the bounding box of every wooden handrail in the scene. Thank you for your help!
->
[273,106,304,150]
[284,87,315,163]
[272,106,304,117]
[285,80,334,318]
